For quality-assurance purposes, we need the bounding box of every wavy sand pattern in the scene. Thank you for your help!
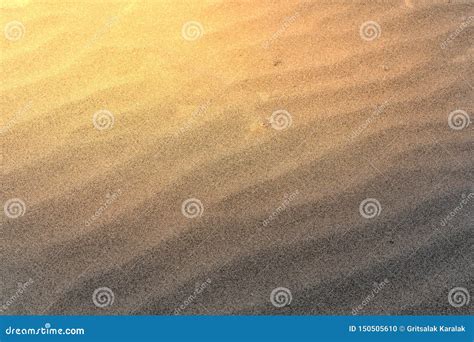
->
[1,0,473,315]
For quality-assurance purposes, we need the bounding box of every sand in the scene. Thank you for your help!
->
[0,0,472,315]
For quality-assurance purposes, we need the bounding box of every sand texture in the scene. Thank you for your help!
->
[1,0,473,315]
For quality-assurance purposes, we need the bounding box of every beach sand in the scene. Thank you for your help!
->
[1,0,472,315]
